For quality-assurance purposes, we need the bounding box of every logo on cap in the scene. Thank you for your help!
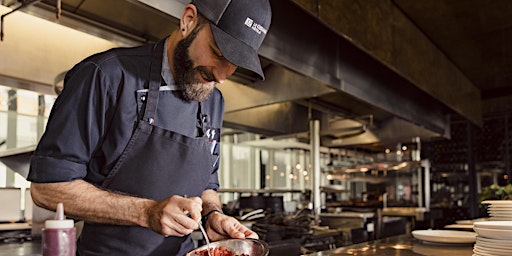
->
[244,17,268,35]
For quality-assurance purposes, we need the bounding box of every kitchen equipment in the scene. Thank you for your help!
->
[239,196,266,211]
[187,238,269,256]
[238,196,284,213]
[240,209,265,221]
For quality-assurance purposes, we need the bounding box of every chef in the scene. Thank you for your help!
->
[27,0,272,255]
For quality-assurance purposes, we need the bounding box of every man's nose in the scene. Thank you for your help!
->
[215,61,237,84]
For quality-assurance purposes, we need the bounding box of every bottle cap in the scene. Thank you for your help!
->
[55,202,65,220]
[45,219,74,229]
[44,203,74,229]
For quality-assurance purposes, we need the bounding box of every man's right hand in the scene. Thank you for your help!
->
[145,195,203,237]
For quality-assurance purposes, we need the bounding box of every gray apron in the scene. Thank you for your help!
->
[77,39,216,256]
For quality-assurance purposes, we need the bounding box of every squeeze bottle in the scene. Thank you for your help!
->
[42,203,76,256]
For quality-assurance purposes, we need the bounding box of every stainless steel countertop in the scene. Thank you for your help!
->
[380,207,428,221]
[0,223,38,256]
[2,233,475,256]
[320,212,375,219]
[0,238,41,256]
[304,234,474,256]
[218,188,305,194]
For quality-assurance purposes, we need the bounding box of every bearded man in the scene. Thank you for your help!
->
[27,1,272,255]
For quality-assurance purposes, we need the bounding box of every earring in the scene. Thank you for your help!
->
[181,28,185,31]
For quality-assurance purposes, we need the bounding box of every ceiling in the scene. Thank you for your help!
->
[393,0,512,104]
[2,0,511,151]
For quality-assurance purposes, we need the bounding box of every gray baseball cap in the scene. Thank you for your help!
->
[191,0,272,80]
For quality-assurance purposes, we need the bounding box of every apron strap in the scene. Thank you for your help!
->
[142,38,166,125]
[196,102,209,137]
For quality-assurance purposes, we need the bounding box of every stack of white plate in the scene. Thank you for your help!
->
[482,200,512,221]
[473,221,512,256]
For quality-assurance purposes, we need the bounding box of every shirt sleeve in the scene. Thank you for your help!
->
[28,60,113,183]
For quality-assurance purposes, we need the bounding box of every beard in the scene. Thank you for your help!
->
[173,27,216,102]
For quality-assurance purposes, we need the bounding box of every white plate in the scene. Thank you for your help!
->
[489,208,512,212]
[474,247,509,256]
[475,245,512,256]
[456,218,489,224]
[478,236,511,242]
[477,236,512,247]
[412,243,474,255]
[476,240,512,250]
[482,200,512,205]
[488,205,512,207]
[490,214,512,218]
[489,211,512,215]
[489,212,512,216]
[488,207,512,211]
[457,220,476,224]
[475,221,512,229]
[486,201,512,203]
[488,207,512,210]
[474,227,512,239]
[445,224,474,229]
[488,208,512,212]
[476,242,512,251]
[475,243,512,253]
[490,217,512,221]
[473,248,497,256]
[412,230,477,243]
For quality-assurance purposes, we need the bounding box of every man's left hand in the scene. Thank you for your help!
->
[205,211,259,241]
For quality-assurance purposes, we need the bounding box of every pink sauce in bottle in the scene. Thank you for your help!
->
[42,203,76,256]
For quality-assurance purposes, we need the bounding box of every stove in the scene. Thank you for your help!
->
[251,211,343,255]
[0,229,33,244]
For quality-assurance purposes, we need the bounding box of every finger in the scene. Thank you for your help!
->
[180,197,202,223]
[230,231,246,239]
[190,196,203,205]
[228,227,247,239]
[222,219,248,239]
[231,221,258,239]
[161,214,196,236]
[243,230,259,239]
[174,213,199,230]
[188,197,203,222]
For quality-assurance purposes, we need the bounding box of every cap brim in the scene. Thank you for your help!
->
[210,24,265,80]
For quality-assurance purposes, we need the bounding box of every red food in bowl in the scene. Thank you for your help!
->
[194,246,249,256]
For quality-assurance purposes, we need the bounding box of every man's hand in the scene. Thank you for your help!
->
[145,195,203,237]
[205,211,259,241]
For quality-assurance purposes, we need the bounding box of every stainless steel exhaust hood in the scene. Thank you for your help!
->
[0,145,36,178]
[2,0,468,150]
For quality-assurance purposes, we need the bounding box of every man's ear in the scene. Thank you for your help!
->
[180,4,198,36]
